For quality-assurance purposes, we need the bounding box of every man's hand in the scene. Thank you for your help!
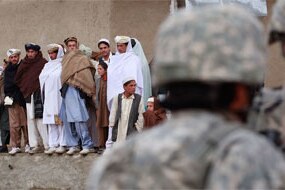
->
[4,96,13,106]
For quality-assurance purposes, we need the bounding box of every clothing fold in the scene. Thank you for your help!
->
[61,50,96,97]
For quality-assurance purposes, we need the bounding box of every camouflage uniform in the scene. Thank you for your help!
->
[248,0,285,145]
[87,5,285,190]
[268,0,285,45]
[270,0,285,33]
[248,87,285,144]
[186,0,267,16]
[88,111,285,189]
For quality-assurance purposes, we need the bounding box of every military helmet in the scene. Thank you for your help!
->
[270,0,285,33]
[269,0,285,44]
[153,5,266,87]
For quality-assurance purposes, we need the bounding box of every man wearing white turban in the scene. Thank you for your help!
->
[39,44,67,154]
[98,38,113,65]
[109,77,144,143]
[4,49,30,155]
[107,36,144,109]
[106,36,144,148]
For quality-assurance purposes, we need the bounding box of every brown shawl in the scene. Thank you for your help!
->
[143,97,167,129]
[96,77,109,128]
[15,52,47,98]
[143,109,167,129]
[61,50,96,96]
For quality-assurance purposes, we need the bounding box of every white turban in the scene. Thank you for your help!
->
[147,97,154,103]
[79,44,92,58]
[7,49,21,57]
[47,43,61,52]
[115,36,130,44]
[98,38,110,46]
[122,76,136,85]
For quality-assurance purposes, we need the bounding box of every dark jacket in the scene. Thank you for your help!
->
[4,62,26,108]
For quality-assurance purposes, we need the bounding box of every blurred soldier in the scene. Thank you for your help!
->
[249,0,285,149]
[87,5,285,190]
[268,0,285,52]
[248,87,285,148]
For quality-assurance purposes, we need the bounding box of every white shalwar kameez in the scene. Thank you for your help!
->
[109,94,144,143]
[39,45,66,148]
[106,38,144,148]
[107,39,144,109]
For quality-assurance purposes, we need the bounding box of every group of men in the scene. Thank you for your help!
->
[2,0,285,189]
[0,33,153,155]
[87,1,285,189]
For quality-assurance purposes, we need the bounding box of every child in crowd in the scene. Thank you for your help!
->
[143,96,167,129]
[95,61,109,152]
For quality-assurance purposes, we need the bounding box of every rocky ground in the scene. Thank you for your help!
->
[0,152,100,189]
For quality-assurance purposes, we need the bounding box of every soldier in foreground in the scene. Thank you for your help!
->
[268,0,285,53]
[87,5,285,189]
[249,0,285,149]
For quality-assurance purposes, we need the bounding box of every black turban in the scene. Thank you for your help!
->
[25,43,41,51]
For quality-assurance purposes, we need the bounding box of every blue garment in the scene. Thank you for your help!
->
[64,86,89,122]
[59,86,93,149]
[59,100,79,147]
[75,122,94,149]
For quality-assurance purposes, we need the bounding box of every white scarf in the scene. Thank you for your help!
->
[107,39,144,110]
[39,46,64,124]
[132,38,152,106]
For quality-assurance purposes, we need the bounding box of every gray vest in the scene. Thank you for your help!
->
[112,93,142,142]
